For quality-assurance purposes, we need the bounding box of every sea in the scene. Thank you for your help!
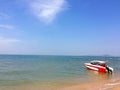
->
[0,55,120,90]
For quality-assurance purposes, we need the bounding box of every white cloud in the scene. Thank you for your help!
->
[0,24,14,30]
[30,0,68,23]
[0,37,19,45]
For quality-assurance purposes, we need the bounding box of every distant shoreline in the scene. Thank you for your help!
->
[0,54,119,57]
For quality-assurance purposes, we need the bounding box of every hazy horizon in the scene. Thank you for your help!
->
[0,54,119,57]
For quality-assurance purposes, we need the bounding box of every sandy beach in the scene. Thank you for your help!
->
[0,78,120,90]
[59,78,120,90]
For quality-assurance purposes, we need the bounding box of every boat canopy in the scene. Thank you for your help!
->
[91,60,106,64]
[90,60,107,67]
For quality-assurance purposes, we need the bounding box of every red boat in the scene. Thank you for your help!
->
[84,60,113,73]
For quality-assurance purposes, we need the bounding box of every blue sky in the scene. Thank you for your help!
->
[0,0,120,56]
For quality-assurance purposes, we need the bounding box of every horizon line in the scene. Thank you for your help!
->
[0,54,119,57]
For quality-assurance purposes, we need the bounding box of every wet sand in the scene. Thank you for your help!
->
[59,78,120,90]
[0,71,120,90]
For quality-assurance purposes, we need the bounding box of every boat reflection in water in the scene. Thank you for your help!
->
[86,69,113,81]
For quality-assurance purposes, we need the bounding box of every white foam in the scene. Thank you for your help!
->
[99,82,120,90]
[105,83,120,86]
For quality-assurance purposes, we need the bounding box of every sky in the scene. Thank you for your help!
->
[0,0,120,56]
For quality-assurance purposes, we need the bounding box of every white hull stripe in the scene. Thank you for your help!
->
[86,65,98,71]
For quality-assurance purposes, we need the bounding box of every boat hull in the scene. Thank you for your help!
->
[85,63,107,73]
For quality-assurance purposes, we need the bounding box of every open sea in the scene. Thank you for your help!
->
[0,55,120,90]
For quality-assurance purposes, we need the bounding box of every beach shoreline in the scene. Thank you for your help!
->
[0,77,120,90]
[58,78,120,90]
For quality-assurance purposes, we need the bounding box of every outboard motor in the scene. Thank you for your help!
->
[108,67,114,73]
[106,66,113,73]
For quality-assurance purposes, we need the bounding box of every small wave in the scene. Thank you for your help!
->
[99,79,120,90]
[105,82,120,86]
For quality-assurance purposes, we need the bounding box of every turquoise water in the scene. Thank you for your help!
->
[0,55,120,86]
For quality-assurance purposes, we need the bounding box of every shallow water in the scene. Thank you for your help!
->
[0,55,119,89]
